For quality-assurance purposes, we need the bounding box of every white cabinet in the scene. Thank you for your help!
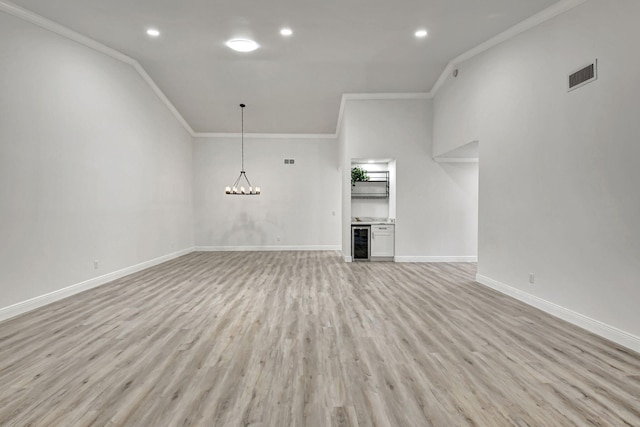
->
[371,224,394,259]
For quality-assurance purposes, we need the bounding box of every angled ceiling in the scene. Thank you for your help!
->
[8,0,561,133]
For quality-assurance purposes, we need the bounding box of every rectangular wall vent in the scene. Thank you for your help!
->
[284,159,295,165]
[568,60,597,91]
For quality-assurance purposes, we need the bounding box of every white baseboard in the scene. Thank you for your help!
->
[0,247,195,323]
[195,245,341,252]
[343,255,353,263]
[476,274,640,354]
[394,256,478,263]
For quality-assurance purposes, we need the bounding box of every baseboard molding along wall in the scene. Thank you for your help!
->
[0,247,195,323]
[395,256,478,263]
[476,274,640,354]
[195,245,341,252]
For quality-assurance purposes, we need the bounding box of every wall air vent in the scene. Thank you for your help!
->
[568,60,597,91]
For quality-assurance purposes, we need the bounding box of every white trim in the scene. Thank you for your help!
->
[0,247,195,323]
[429,0,589,96]
[131,63,194,135]
[0,0,195,136]
[475,274,640,354]
[394,256,478,263]
[433,157,479,164]
[193,133,337,140]
[336,96,347,136]
[335,92,431,135]
[343,255,353,263]
[1,0,588,136]
[0,1,131,63]
[429,63,456,99]
[195,245,341,252]
[342,93,431,101]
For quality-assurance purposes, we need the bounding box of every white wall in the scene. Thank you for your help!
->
[342,98,478,261]
[433,0,640,345]
[193,136,341,249]
[0,12,193,311]
[338,110,352,260]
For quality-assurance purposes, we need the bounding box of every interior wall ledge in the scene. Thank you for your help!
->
[433,140,479,162]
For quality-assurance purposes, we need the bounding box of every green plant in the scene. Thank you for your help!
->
[351,166,369,186]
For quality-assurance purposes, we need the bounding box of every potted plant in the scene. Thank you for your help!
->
[351,166,369,186]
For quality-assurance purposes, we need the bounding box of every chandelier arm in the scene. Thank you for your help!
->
[233,173,243,188]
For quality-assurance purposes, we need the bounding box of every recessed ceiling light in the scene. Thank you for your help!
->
[226,38,260,52]
[146,28,160,37]
[280,28,293,36]
[415,29,428,38]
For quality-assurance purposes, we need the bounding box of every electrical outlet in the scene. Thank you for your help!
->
[529,273,535,284]
[276,236,281,242]
[94,260,99,270]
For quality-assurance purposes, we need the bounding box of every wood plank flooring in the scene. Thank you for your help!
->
[1,251,639,426]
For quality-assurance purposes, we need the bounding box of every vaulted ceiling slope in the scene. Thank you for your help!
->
[8,0,562,134]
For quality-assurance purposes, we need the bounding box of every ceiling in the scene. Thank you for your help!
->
[9,0,560,134]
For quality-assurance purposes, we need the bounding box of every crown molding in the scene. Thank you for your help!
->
[429,0,589,97]
[0,0,195,136]
[2,0,588,136]
[341,93,432,101]
[193,132,337,140]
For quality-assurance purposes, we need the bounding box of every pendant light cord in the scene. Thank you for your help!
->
[241,104,245,172]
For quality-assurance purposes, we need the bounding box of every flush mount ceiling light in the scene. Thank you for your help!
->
[415,29,428,38]
[280,28,293,36]
[146,28,160,37]
[225,104,260,196]
[226,38,260,52]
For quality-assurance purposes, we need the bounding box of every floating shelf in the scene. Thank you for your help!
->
[351,171,389,199]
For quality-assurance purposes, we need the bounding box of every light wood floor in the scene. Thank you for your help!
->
[1,252,639,426]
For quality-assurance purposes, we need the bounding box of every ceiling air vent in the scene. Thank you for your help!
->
[568,60,597,91]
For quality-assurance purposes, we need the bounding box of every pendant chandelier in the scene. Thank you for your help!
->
[225,103,260,195]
